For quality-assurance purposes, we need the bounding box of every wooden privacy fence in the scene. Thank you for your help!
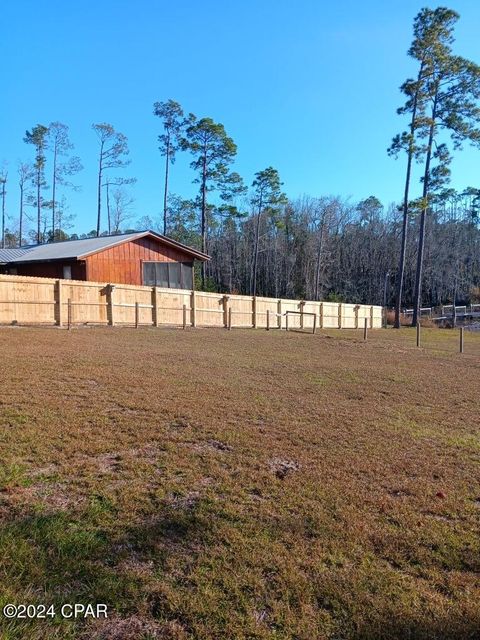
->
[0,274,383,330]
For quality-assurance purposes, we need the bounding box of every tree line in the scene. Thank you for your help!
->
[1,6,480,317]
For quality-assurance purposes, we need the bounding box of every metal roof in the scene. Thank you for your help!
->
[0,247,33,263]
[4,231,210,264]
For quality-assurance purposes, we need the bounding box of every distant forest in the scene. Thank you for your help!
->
[1,7,480,316]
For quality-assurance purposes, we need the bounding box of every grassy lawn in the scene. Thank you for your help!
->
[0,326,479,639]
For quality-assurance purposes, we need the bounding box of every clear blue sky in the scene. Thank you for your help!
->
[2,0,480,234]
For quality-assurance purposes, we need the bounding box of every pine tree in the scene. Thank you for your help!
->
[181,117,245,288]
[24,124,49,243]
[250,167,287,296]
[92,123,131,236]
[153,100,190,235]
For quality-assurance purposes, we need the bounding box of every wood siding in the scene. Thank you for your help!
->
[85,237,193,286]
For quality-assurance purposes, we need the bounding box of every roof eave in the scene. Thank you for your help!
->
[144,231,211,261]
[7,257,84,265]
[77,231,211,262]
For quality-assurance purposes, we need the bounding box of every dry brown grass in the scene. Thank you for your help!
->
[0,326,479,639]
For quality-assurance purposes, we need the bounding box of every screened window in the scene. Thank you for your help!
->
[142,261,193,290]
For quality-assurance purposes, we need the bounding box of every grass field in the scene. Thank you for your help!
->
[0,326,479,640]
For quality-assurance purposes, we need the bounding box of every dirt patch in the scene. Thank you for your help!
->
[1,481,85,514]
[269,458,300,479]
[167,490,200,510]
[82,615,187,640]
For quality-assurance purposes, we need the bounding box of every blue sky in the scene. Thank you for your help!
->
[2,0,480,234]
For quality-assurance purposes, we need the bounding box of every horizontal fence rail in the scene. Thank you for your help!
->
[0,274,383,330]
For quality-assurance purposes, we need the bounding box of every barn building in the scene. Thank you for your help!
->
[0,231,209,289]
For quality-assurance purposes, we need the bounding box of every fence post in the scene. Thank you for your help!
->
[223,295,229,328]
[370,305,374,329]
[277,299,282,329]
[252,296,257,328]
[183,304,187,330]
[191,290,196,327]
[134,302,139,328]
[319,303,323,329]
[459,327,464,353]
[416,322,421,348]
[267,309,270,331]
[338,303,342,329]
[228,307,232,330]
[153,287,159,327]
[354,304,359,330]
[286,312,289,332]
[107,284,115,327]
[57,279,63,327]
[313,312,317,334]
[67,298,72,330]
[300,300,305,329]
[363,317,368,341]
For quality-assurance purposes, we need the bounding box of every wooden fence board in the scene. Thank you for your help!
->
[0,274,383,329]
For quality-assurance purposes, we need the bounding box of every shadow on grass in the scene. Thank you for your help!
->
[0,497,214,640]
[353,614,480,640]
[1,497,480,640]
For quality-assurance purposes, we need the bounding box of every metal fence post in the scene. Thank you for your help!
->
[363,317,368,341]
[228,307,232,331]
[416,322,421,348]
[460,327,464,353]
[267,309,270,331]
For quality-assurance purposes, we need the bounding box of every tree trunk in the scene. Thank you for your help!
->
[452,275,457,328]
[412,91,438,327]
[273,230,279,299]
[1,179,5,249]
[19,183,23,247]
[52,143,57,239]
[96,143,103,237]
[163,137,170,235]
[200,152,207,290]
[394,63,424,329]
[314,220,325,300]
[37,164,41,244]
[106,182,111,235]
[251,194,263,296]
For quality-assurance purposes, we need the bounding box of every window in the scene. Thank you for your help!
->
[142,261,193,289]
[63,265,72,279]
[181,262,193,290]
